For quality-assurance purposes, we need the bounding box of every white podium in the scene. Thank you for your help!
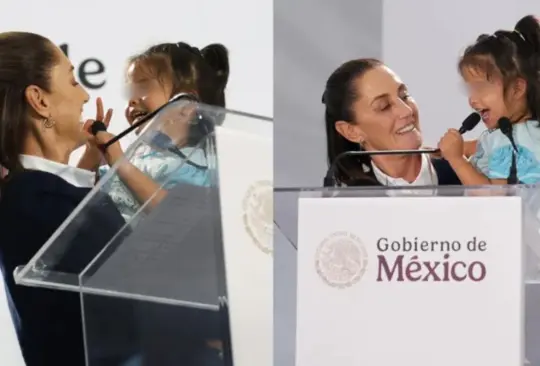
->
[13,100,273,366]
[275,185,540,366]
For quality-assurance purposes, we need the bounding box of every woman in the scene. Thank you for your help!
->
[0,32,133,365]
[323,58,461,186]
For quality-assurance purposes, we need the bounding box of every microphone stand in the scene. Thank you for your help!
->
[498,118,519,184]
[508,155,518,184]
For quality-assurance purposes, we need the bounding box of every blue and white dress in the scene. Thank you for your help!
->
[470,120,540,184]
[99,131,210,220]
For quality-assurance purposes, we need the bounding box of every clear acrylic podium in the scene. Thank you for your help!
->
[274,185,540,366]
[14,100,273,366]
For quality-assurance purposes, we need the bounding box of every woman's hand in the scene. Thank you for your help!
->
[438,128,464,163]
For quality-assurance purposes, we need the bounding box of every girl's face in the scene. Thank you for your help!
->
[124,61,173,134]
[462,64,528,129]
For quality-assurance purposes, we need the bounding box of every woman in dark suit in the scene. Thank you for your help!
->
[323,58,461,186]
[0,32,131,365]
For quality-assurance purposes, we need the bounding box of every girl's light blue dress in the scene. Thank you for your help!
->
[470,120,540,184]
[99,131,210,221]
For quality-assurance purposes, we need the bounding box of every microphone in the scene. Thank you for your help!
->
[92,93,199,149]
[458,112,481,134]
[90,120,107,136]
[497,117,519,184]
[323,148,438,187]
[421,113,480,154]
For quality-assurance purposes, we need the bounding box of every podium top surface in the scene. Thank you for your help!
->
[274,184,540,281]
[14,100,272,308]
[274,183,537,194]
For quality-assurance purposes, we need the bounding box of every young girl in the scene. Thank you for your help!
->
[438,15,540,185]
[78,41,230,366]
[82,42,229,220]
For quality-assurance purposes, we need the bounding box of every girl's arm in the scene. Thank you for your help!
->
[446,156,505,185]
[77,147,102,172]
[439,130,504,185]
[463,140,477,158]
[103,141,167,210]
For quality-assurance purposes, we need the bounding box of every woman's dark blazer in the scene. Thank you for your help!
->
[0,169,132,366]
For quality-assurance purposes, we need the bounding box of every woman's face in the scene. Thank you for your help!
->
[125,62,174,134]
[336,65,422,151]
[46,45,90,145]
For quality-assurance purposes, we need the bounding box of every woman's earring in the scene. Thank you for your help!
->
[43,116,55,129]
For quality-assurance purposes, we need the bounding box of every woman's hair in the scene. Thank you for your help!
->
[129,42,230,107]
[459,15,540,120]
[0,32,58,188]
[322,58,382,185]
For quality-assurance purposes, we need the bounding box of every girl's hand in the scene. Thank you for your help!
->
[438,128,465,163]
[424,139,477,159]
[82,98,124,167]
[83,97,113,146]
[77,98,114,171]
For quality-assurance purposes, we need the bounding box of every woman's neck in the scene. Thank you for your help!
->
[22,137,72,165]
[371,154,422,183]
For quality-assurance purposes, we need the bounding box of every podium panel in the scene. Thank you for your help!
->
[274,185,540,366]
[14,100,273,366]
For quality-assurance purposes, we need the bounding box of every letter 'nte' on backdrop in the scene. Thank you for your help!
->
[296,196,523,366]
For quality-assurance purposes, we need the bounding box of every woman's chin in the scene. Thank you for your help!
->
[395,134,422,151]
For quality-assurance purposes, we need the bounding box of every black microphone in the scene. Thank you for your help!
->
[410,113,479,155]
[323,148,438,187]
[497,117,519,184]
[459,112,481,134]
[90,120,107,136]
[93,93,199,150]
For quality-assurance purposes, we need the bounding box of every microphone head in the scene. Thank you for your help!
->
[497,117,512,135]
[460,112,481,133]
[90,120,107,136]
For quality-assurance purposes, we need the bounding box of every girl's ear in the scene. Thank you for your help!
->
[509,77,527,101]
